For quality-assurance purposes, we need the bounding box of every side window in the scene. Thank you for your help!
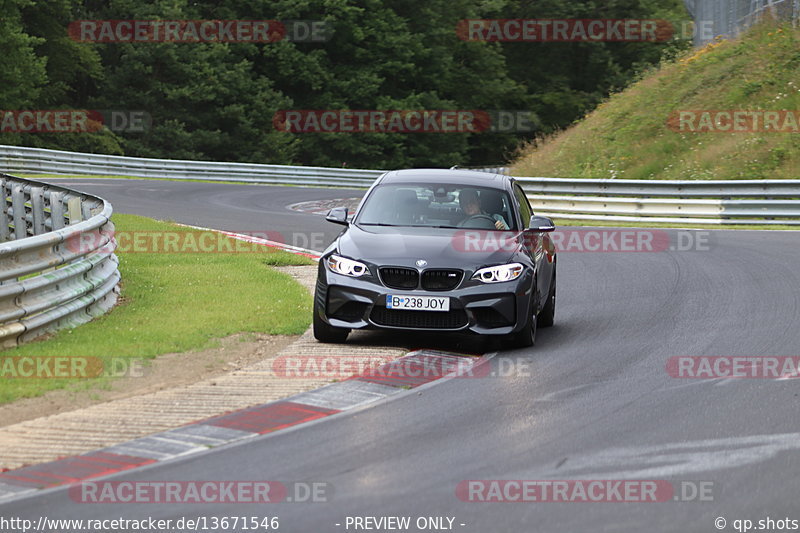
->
[513,184,532,227]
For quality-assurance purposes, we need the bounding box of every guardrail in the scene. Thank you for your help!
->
[0,144,382,188]
[2,144,800,225]
[516,177,800,225]
[0,173,119,347]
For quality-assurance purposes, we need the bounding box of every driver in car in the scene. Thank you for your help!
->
[458,188,509,230]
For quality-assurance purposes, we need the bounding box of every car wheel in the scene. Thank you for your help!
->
[508,283,538,349]
[313,311,350,343]
[537,270,556,328]
[509,308,537,348]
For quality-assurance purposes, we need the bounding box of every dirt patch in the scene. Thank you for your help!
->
[0,333,297,429]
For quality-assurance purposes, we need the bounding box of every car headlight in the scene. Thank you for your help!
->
[473,263,524,283]
[326,254,368,277]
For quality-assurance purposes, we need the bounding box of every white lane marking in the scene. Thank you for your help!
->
[534,383,603,402]
[537,432,800,479]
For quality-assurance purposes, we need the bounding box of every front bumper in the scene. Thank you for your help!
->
[315,267,534,336]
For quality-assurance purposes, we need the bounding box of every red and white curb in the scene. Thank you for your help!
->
[0,349,493,503]
[175,223,322,260]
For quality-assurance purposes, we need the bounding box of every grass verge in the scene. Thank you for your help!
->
[511,20,800,180]
[0,214,315,405]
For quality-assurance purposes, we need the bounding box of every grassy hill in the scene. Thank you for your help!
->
[511,21,800,180]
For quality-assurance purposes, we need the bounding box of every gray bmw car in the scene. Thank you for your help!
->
[313,168,557,348]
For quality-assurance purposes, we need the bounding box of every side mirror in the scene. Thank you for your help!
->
[528,215,555,232]
[326,207,349,226]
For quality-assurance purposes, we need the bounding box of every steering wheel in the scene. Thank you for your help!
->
[459,214,497,229]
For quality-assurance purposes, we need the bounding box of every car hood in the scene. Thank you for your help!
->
[336,224,519,268]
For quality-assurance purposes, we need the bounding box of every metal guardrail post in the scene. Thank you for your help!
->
[11,184,26,240]
[67,197,82,224]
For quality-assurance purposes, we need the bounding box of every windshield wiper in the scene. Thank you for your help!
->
[359,223,461,229]
[407,225,460,229]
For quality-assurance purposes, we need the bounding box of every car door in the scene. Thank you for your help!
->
[513,183,553,308]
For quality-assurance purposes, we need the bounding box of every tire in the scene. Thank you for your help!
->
[509,308,537,348]
[508,280,538,348]
[537,270,556,328]
[313,311,350,343]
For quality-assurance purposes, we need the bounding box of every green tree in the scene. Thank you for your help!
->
[0,0,46,108]
[0,0,121,153]
[0,0,691,167]
[497,0,690,133]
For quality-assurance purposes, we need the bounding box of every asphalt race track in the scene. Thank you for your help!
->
[4,178,800,532]
[44,178,359,252]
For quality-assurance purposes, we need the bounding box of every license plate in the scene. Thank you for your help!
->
[386,295,450,312]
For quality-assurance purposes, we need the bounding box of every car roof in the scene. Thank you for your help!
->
[378,168,511,188]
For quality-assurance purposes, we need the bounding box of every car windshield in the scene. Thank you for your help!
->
[356,183,517,230]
